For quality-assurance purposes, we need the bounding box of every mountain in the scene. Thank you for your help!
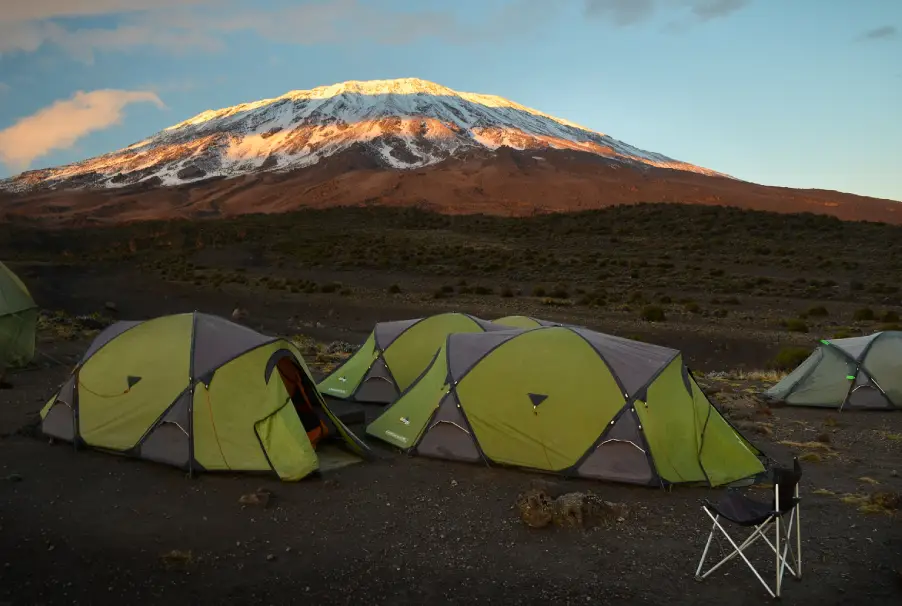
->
[0,77,899,226]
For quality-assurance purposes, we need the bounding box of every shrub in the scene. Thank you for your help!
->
[474,285,493,295]
[769,347,811,371]
[641,305,666,322]
[549,284,569,299]
[320,282,340,294]
[850,280,864,291]
[684,301,701,313]
[784,319,809,333]
[853,308,875,322]
[440,284,455,293]
[388,284,402,294]
[659,295,672,304]
[532,286,547,297]
[807,306,829,317]
[880,310,900,323]
[712,308,729,318]
[501,287,515,298]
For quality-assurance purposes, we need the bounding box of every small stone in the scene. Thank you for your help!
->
[890,470,898,477]
[3,473,23,482]
[266,554,276,562]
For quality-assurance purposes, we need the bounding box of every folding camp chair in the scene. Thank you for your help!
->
[694,458,802,599]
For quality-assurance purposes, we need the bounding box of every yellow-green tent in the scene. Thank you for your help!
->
[318,312,506,404]
[0,261,37,370]
[367,326,765,487]
[494,315,564,329]
[40,313,371,480]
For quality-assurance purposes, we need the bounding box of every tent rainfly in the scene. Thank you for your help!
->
[40,313,371,480]
[317,312,507,404]
[763,332,902,410]
[0,261,38,370]
[366,326,766,487]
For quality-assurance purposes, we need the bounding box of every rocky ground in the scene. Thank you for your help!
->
[0,268,899,605]
[1,205,901,604]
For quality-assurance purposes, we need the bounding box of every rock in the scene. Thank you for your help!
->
[552,491,629,529]
[266,554,276,562]
[231,308,249,322]
[238,488,273,508]
[3,473,23,482]
[176,165,207,180]
[515,488,554,528]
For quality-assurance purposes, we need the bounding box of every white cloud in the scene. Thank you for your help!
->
[0,0,216,23]
[0,0,753,62]
[0,89,165,171]
[0,0,221,60]
[0,0,515,61]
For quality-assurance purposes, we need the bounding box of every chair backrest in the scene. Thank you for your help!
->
[771,457,802,513]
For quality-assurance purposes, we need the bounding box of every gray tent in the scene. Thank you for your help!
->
[763,332,902,410]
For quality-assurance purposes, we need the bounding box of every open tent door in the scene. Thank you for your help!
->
[265,348,374,461]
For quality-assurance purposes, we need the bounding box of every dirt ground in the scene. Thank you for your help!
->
[0,260,900,606]
[2,204,902,605]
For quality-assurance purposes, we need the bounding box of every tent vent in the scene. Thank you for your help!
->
[528,393,548,407]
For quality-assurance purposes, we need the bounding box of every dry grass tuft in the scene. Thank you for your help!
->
[779,440,833,451]
[729,369,787,383]
[160,549,195,569]
[734,420,774,437]
[839,491,900,515]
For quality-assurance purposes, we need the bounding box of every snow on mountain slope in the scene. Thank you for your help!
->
[0,78,729,193]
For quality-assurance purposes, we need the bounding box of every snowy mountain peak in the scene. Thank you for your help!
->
[1,77,728,193]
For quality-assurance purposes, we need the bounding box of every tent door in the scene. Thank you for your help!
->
[254,400,319,481]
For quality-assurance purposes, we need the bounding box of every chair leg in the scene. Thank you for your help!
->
[795,503,802,579]
[775,505,781,597]
[695,515,717,579]
[696,508,777,598]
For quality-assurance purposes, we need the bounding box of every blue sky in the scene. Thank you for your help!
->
[0,0,899,200]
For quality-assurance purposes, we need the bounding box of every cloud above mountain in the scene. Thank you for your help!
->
[0,0,758,62]
[0,89,165,170]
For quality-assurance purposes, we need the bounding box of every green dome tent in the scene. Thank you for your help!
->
[763,332,902,410]
[366,326,765,487]
[493,315,563,329]
[318,312,506,404]
[0,261,38,370]
[40,313,371,480]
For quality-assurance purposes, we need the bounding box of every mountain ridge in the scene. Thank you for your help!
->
[0,77,898,226]
[0,77,727,194]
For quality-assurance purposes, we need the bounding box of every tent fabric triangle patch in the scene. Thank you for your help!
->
[528,393,549,407]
